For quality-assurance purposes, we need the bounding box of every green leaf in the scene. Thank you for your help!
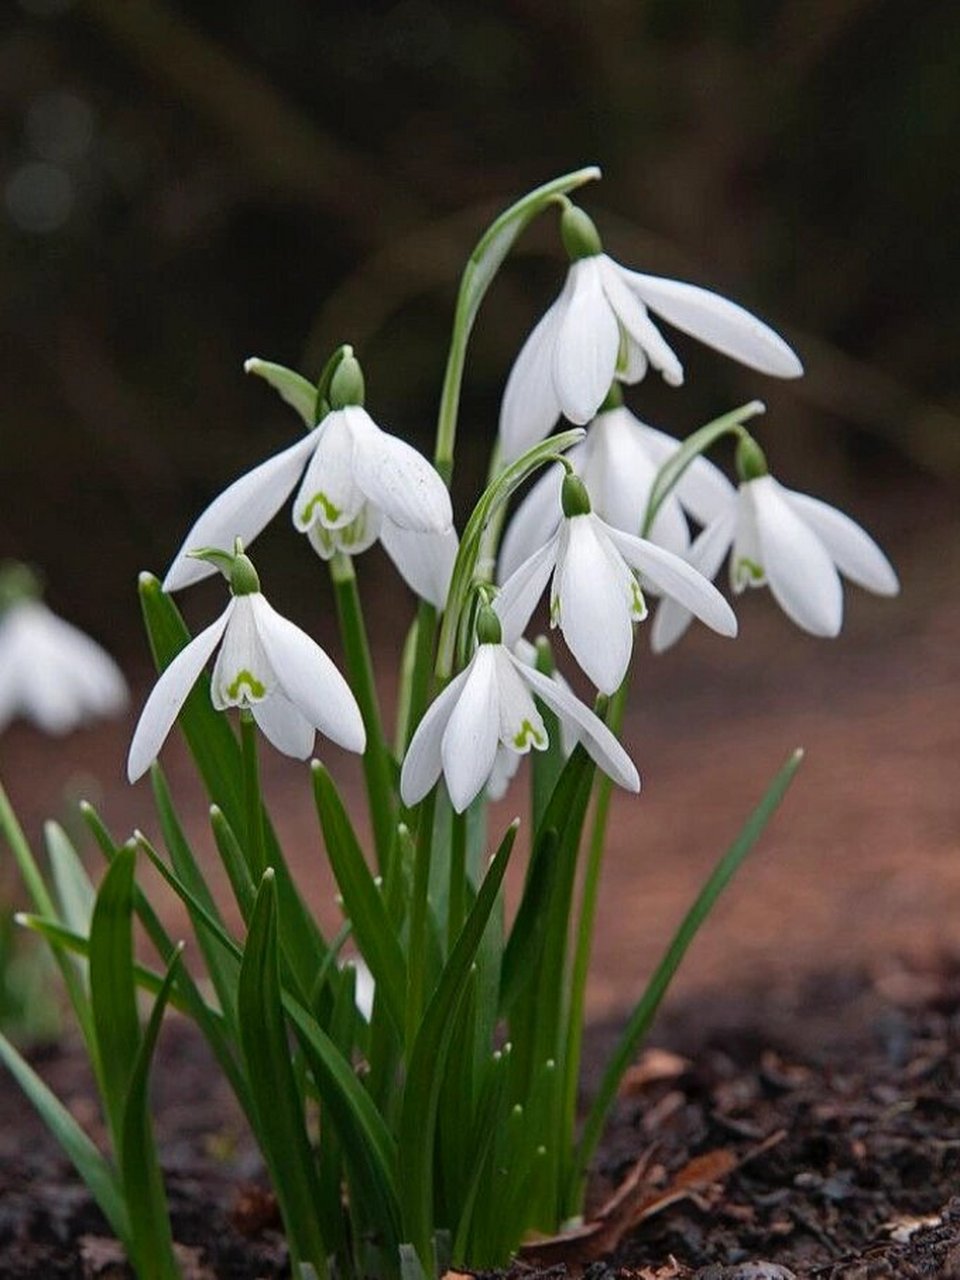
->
[238,871,330,1277]
[0,1030,130,1247]
[244,357,318,427]
[209,805,256,923]
[120,947,183,1280]
[311,764,407,1039]
[89,844,141,1150]
[573,748,805,1198]
[45,822,95,938]
[398,820,519,1270]
[436,429,585,678]
[642,400,765,535]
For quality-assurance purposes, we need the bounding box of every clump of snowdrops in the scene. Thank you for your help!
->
[0,167,899,1280]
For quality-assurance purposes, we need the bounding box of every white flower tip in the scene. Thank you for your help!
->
[209,804,221,818]
[792,746,805,765]
[243,357,262,374]
[126,753,147,784]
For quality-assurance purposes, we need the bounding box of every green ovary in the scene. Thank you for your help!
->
[512,719,546,751]
[226,669,266,702]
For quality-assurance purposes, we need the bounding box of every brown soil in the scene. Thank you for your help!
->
[1,485,958,1277]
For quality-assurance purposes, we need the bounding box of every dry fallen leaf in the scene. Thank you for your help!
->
[620,1048,691,1095]
[881,1212,943,1243]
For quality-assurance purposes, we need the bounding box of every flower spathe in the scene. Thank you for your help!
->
[127,582,365,782]
[163,402,454,607]
[498,403,736,580]
[499,252,803,463]
[0,599,128,735]
[496,503,738,695]
[651,475,900,651]
[400,640,639,814]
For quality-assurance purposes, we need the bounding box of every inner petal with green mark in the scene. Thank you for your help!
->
[733,555,766,591]
[512,718,547,751]
[225,668,267,703]
[629,577,648,621]
[299,491,342,527]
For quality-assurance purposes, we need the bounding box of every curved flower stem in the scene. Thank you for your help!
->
[330,552,396,876]
[405,790,437,1055]
[240,709,265,880]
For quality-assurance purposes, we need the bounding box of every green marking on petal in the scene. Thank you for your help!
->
[512,719,547,750]
[734,556,765,589]
[549,596,561,627]
[630,578,648,621]
[300,491,341,526]
[226,669,266,701]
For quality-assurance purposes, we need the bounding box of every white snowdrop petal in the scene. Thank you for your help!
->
[552,259,621,425]
[441,647,502,813]
[617,333,649,384]
[294,413,363,532]
[17,605,128,729]
[635,419,737,527]
[494,535,559,647]
[492,646,546,754]
[599,258,684,387]
[555,518,635,695]
[621,268,803,379]
[496,460,565,583]
[650,507,737,653]
[516,659,640,793]
[400,666,472,807]
[380,520,459,609]
[782,490,900,596]
[164,429,321,592]
[606,522,738,639]
[127,605,233,782]
[251,692,316,759]
[748,478,843,636]
[251,595,366,752]
[347,406,453,533]
[486,744,521,801]
[499,284,568,463]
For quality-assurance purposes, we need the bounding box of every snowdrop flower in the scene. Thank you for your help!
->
[0,563,127,735]
[651,443,900,651]
[495,473,738,695]
[128,547,365,782]
[498,395,735,580]
[164,353,454,607]
[400,607,638,814]
[499,205,802,462]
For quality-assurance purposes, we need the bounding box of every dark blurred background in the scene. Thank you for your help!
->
[1,0,958,648]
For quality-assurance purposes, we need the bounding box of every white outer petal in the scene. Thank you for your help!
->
[633,418,737,527]
[599,258,684,386]
[605,521,738,638]
[747,477,843,636]
[399,665,472,807]
[496,460,565,583]
[486,744,521,801]
[127,603,233,781]
[552,258,621,425]
[164,429,320,592]
[781,490,899,596]
[498,278,570,463]
[553,517,636,695]
[620,266,803,379]
[250,595,366,752]
[440,647,501,813]
[347,406,453,533]
[252,692,316,759]
[493,535,559,647]
[515,658,640,793]
[650,505,737,653]
[380,520,459,609]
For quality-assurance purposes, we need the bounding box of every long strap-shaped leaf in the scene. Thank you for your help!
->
[238,871,331,1278]
[398,819,519,1271]
[571,749,804,1204]
[0,1029,130,1246]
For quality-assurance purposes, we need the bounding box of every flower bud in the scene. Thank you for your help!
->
[328,352,365,409]
[476,604,503,646]
[560,204,603,261]
[230,552,261,596]
[735,434,768,482]
[0,561,42,613]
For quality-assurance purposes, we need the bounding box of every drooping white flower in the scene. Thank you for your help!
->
[499,206,802,463]
[495,474,738,695]
[128,556,365,782]
[498,402,735,580]
[0,594,127,736]
[651,473,900,651]
[164,357,454,606]
[400,614,639,814]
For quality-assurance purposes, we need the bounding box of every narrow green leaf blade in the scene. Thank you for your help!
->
[244,357,318,426]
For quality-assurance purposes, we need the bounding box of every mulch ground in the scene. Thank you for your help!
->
[3,955,960,1279]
